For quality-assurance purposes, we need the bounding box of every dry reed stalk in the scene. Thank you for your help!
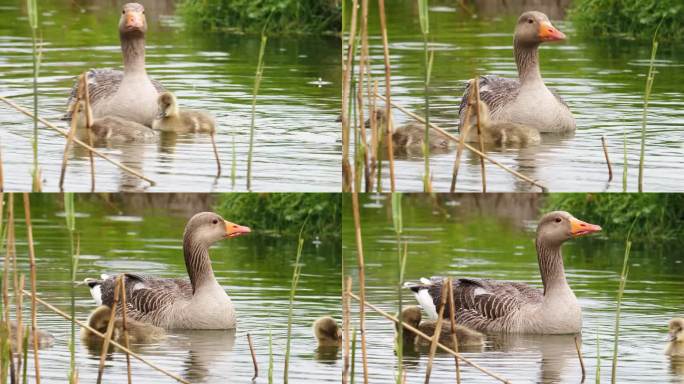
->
[355,0,371,192]
[247,333,258,380]
[59,75,85,191]
[2,194,14,380]
[348,292,512,384]
[341,0,360,192]
[446,279,460,383]
[350,192,368,383]
[424,278,449,383]
[575,335,586,383]
[601,136,613,182]
[16,276,24,384]
[210,132,222,178]
[374,92,547,191]
[0,144,4,192]
[118,276,132,384]
[0,97,156,186]
[451,80,475,192]
[23,290,190,384]
[342,276,352,384]
[368,81,379,189]
[377,0,396,191]
[96,277,121,384]
[82,73,96,191]
[473,80,487,192]
[21,193,40,384]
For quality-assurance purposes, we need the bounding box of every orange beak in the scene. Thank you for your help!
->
[124,11,145,30]
[569,217,601,237]
[224,220,251,238]
[539,21,566,42]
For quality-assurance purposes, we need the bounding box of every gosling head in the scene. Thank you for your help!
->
[157,92,179,119]
[400,306,423,329]
[88,306,113,333]
[184,212,251,247]
[364,108,388,128]
[669,318,684,343]
[119,3,147,39]
[313,317,342,345]
[515,11,566,48]
[537,211,601,247]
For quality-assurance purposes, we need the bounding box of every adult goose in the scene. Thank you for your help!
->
[406,211,601,334]
[65,3,165,126]
[458,11,574,133]
[666,318,684,356]
[399,306,484,348]
[84,212,251,329]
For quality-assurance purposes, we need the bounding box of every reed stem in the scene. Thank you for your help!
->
[575,335,586,383]
[350,192,368,383]
[341,0,360,192]
[418,0,432,192]
[638,23,660,192]
[601,136,613,182]
[391,193,403,383]
[610,220,635,383]
[21,193,40,383]
[377,0,395,192]
[283,226,305,383]
[247,333,258,380]
[424,277,448,383]
[246,33,268,191]
[27,0,41,192]
[447,279,460,383]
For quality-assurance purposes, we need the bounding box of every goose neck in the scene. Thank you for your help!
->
[513,39,542,85]
[120,34,146,75]
[535,238,569,295]
[183,232,217,294]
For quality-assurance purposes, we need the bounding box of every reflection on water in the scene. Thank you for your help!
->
[358,2,684,192]
[0,0,340,192]
[11,195,341,383]
[344,194,684,383]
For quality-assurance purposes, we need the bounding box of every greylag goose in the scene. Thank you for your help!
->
[666,318,684,356]
[406,211,601,334]
[313,316,342,347]
[80,305,165,344]
[5,321,54,350]
[74,100,156,143]
[399,305,484,348]
[465,100,540,147]
[84,212,251,329]
[458,11,574,133]
[65,3,165,126]
[152,92,215,133]
[367,109,450,152]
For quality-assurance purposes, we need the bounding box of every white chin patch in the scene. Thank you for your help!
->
[415,289,438,320]
[90,285,103,306]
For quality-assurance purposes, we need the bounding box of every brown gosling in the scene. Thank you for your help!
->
[400,306,484,348]
[465,100,541,147]
[80,305,165,345]
[74,100,156,143]
[152,92,215,133]
[6,321,54,350]
[666,318,684,356]
[367,109,450,151]
[313,316,342,347]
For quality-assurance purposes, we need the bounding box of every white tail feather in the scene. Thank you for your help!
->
[414,289,438,320]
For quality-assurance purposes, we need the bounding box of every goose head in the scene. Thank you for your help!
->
[537,211,601,247]
[157,92,179,119]
[184,212,251,247]
[514,11,565,47]
[400,306,423,329]
[313,316,342,344]
[669,318,684,343]
[119,3,147,39]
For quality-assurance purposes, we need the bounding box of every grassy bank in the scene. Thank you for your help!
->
[214,193,341,237]
[544,193,684,241]
[569,0,683,43]
[179,0,341,35]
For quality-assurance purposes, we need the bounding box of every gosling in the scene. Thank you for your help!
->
[367,109,450,152]
[464,100,540,147]
[666,318,684,356]
[313,316,342,347]
[398,306,484,348]
[80,305,165,345]
[152,92,215,133]
[73,100,156,143]
[5,321,54,350]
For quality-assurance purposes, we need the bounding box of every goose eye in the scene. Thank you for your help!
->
[212,219,219,225]
[527,19,534,24]
[555,217,562,223]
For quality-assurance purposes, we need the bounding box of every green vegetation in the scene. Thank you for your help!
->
[214,193,340,237]
[570,0,683,43]
[544,193,684,241]
[179,0,341,35]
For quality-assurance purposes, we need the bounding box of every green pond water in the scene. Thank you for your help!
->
[0,0,340,192]
[342,194,684,383]
[7,194,341,383]
[352,2,684,192]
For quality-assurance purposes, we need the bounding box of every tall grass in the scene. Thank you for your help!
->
[595,328,601,383]
[26,0,41,192]
[417,0,432,192]
[282,221,306,383]
[391,193,403,383]
[63,193,78,383]
[22,193,41,382]
[610,220,636,384]
[246,29,268,191]
[638,23,661,192]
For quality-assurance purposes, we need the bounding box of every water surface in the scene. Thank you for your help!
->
[342,194,684,383]
[353,2,684,192]
[0,0,340,192]
[10,194,341,383]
